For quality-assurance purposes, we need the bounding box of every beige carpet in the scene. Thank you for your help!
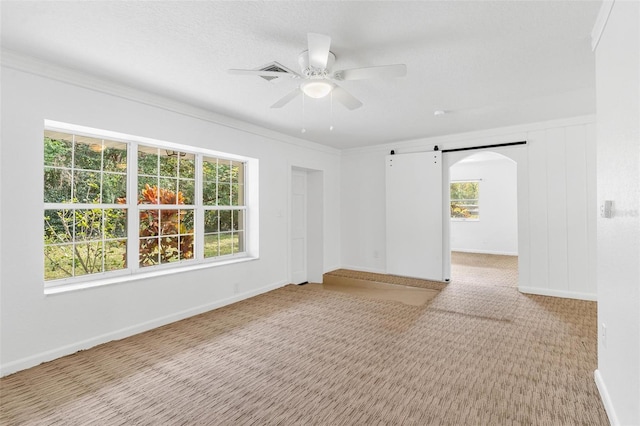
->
[1,255,608,425]
[451,251,519,287]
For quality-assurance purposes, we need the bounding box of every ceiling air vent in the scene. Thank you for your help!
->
[257,61,296,81]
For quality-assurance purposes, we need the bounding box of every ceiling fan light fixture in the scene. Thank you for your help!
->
[301,80,334,99]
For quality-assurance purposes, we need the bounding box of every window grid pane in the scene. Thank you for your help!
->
[203,208,245,259]
[43,207,128,280]
[138,207,195,266]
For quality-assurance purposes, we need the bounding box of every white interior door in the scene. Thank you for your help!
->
[386,151,443,281]
[291,170,307,284]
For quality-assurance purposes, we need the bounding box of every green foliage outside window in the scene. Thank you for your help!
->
[450,181,479,219]
[43,132,128,280]
[203,156,244,258]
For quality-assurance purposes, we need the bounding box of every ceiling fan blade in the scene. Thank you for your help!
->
[334,64,407,81]
[270,88,301,108]
[308,33,331,69]
[228,69,300,78]
[331,85,363,110]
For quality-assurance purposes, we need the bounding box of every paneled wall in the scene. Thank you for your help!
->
[341,117,596,300]
[525,125,596,298]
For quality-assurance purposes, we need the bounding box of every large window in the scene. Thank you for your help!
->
[43,123,251,287]
[450,181,479,220]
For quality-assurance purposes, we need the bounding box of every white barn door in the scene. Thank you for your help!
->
[385,151,443,281]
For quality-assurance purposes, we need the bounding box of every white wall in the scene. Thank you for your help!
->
[593,1,640,425]
[0,60,341,376]
[341,117,596,300]
[450,154,518,255]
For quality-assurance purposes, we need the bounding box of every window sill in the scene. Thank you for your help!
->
[451,218,480,222]
[44,256,259,296]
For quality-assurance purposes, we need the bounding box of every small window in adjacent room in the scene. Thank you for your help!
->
[450,180,479,220]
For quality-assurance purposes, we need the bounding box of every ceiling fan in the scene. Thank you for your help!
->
[229,33,407,110]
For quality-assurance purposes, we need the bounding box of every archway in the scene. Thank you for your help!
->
[445,151,519,287]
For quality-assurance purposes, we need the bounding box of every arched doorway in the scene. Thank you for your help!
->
[447,151,518,287]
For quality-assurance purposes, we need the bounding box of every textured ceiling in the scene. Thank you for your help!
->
[1,1,601,149]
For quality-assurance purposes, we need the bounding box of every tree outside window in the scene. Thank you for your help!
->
[44,131,128,280]
[450,181,479,219]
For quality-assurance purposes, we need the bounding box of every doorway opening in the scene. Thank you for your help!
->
[290,167,324,284]
[449,152,518,288]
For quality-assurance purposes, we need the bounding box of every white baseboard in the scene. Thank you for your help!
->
[518,286,597,301]
[594,369,619,426]
[324,264,341,273]
[451,248,518,256]
[0,280,288,377]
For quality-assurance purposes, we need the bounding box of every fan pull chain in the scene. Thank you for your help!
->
[329,91,334,131]
[301,93,306,133]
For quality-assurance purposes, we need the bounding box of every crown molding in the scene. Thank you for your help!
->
[0,48,340,156]
[591,0,615,51]
[341,115,596,156]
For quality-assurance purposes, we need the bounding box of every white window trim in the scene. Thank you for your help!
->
[44,257,258,296]
[43,120,258,293]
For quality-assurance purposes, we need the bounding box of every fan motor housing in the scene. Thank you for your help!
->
[298,50,336,76]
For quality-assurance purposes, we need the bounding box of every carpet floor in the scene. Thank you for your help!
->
[0,253,608,425]
[451,251,519,288]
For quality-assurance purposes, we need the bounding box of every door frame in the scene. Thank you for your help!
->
[288,166,324,284]
[290,169,308,284]
[442,147,526,287]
